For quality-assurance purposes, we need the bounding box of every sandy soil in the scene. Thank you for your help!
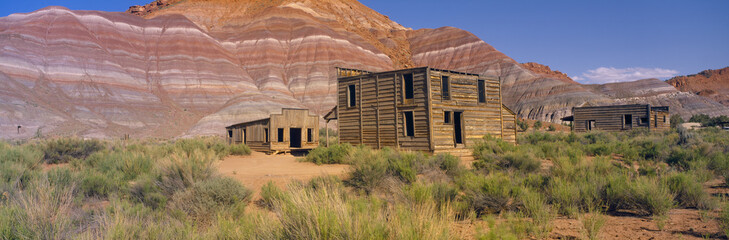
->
[217,152,349,198]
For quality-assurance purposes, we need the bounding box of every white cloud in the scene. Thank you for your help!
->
[574,67,679,84]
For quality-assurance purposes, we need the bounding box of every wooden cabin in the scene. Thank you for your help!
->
[226,108,319,153]
[561,104,669,132]
[325,67,517,158]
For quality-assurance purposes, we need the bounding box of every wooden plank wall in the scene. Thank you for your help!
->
[501,105,517,143]
[269,109,320,151]
[395,69,430,150]
[225,119,270,151]
[337,69,408,149]
[650,109,670,131]
[429,69,505,150]
[573,104,650,132]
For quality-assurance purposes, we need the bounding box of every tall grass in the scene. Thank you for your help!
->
[1,128,726,239]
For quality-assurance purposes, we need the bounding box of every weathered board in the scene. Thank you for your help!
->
[335,67,516,153]
[225,108,319,153]
[571,104,669,132]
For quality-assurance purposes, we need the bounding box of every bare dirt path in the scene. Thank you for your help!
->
[217,151,349,198]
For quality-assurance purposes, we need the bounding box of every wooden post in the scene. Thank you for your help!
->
[325,120,329,147]
[425,69,434,151]
[498,76,504,140]
[394,73,400,149]
[359,77,363,144]
[376,75,381,149]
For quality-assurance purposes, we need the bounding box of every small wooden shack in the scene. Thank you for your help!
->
[325,67,517,158]
[226,108,319,153]
[561,104,669,132]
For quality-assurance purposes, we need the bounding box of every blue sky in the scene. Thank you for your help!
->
[2,1,728,84]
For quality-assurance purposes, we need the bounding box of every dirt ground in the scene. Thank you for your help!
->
[217,151,349,198]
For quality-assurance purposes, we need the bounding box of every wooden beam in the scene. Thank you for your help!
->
[359,76,363,143]
[394,73,400,149]
[498,76,504,140]
[426,68,434,151]
[376,74,381,149]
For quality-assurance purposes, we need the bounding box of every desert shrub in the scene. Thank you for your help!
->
[501,152,541,172]
[547,124,556,131]
[458,172,515,215]
[260,181,287,209]
[83,150,154,181]
[666,147,694,170]
[584,143,614,156]
[318,128,339,146]
[533,121,542,130]
[663,172,714,209]
[580,131,616,145]
[518,188,553,239]
[169,177,251,223]
[517,119,529,132]
[580,205,606,240]
[46,167,77,190]
[474,149,540,173]
[386,151,419,184]
[388,201,452,240]
[172,137,230,160]
[670,114,684,129]
[229,144,251,156]
[0,160,39,192]
[130,175,167,209]
[268,181,390,239]
[346,147,388,193]
[83,198,196,239]
[156,149,217,196]
[604,176,674,216]
[719,203,729,238]
[473,135,515,157]
[2,177,76,239]
[0,145,43,168]
[304,143,353,165]
[80,170,124,198]
[41,138,104,164]
[434,153,464,177]
[635,139,668,161]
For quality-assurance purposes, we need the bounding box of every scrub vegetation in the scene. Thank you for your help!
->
[2,127,729,239]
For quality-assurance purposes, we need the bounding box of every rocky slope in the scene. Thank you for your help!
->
[585,79,729,118]
[666,67,729,107]
[520,62,577,84]
[1,0,727,139]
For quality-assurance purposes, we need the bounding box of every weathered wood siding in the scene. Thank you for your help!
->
[395,69,431,150]
[269,109,320,151]
[226,119,270,151]
[650,109,670,131]
[337,67,515,151]
[502,105,517,143]
[337,69,418,149]
[573,104,654,132]
[429,69,508,149]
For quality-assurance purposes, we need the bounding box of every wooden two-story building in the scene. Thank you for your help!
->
[226,108,319,153]
[325,67,517,157]
[561,104,670,132]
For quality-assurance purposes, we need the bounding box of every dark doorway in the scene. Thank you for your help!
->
[454,112,464,145]
[587,120,596,131]
[624,114,632,129]
[290,128,302,148]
